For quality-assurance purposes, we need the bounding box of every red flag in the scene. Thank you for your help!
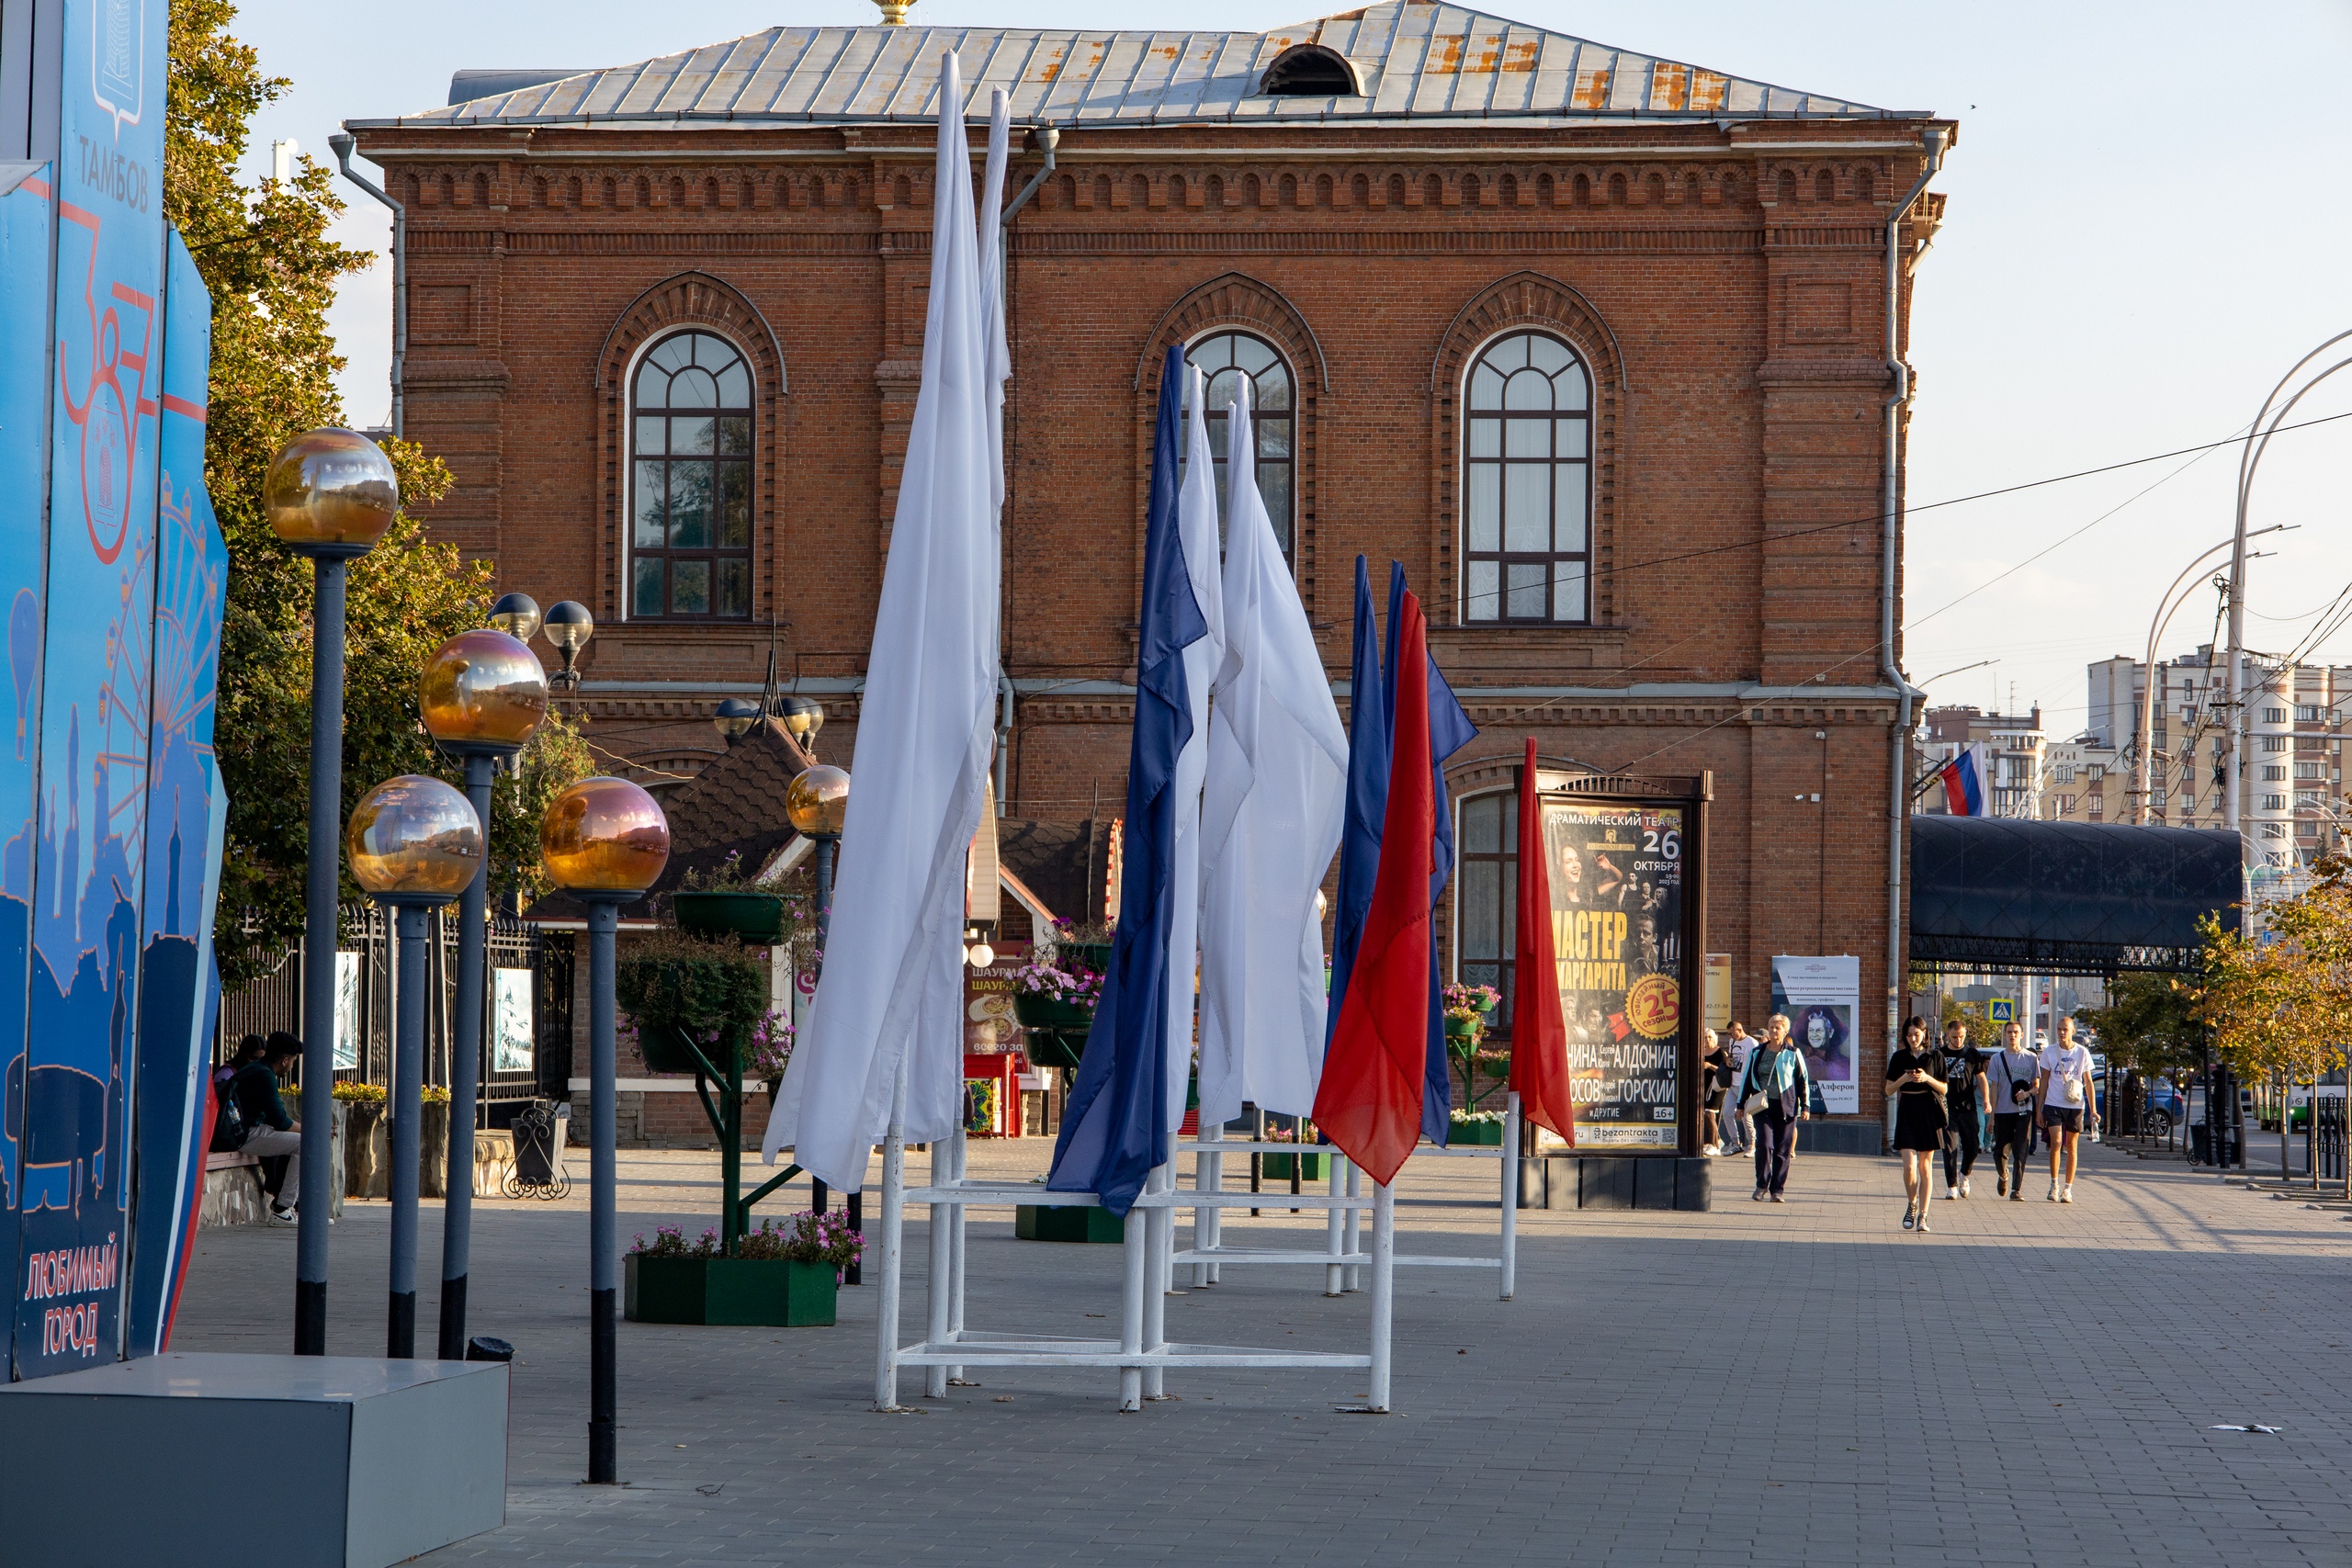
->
[1509,738,1575,1145]
[1314,587,1433,1186]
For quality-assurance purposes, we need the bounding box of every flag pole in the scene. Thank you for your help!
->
[946,1122,967,1386]
[1118,1187,1148,1411]
[1368,1180,1396,1411]
[925,1134,953,1398]
[875,1059,909,1413]
[1344,1159,1363,1292]
[1499,1091,1520,1301]
[1143,1163,1170,1400]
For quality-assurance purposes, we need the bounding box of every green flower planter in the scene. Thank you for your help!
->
[1261,1152,1327,1181]
[1014,1204,1125,1243]
[1447,1121,1505,1146]
[1013,991,1095,1071]
[673,891,791,945]
[1444,1015,1484,1042]
[625,1254,838,1326]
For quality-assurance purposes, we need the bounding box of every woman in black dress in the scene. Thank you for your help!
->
[1886,1015,1949,1233]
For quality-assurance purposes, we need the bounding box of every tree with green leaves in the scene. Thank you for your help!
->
[166,0,589,981]
[2074,971,2205,1077]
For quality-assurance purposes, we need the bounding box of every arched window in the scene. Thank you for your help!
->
[1463,331,1590,624]
[1183,331,1295,563]
[630,331,753,620]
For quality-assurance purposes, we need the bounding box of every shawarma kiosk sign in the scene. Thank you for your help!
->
[1529,766,1710,1155]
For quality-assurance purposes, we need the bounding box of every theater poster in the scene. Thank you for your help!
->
[1541,796,1690,1149]
[1770,955,1860,1115]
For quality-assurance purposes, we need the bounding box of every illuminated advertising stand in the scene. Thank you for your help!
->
[1531,766,1713,1212]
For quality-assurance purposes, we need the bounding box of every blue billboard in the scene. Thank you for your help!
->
[2,0,227,1379]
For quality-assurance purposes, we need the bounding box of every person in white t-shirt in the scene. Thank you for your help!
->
[2034,1014,2099,1202]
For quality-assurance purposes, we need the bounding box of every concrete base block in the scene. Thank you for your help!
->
[1541,1156,1715,1212]
[0,1353,507,1567]
[200,1161,267,1226]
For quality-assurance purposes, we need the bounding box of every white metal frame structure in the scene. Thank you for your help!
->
[869,1076,1400,1414]
[1180,1092,1520,1301]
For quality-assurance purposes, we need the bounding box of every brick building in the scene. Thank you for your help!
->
[346,4,1954,1146]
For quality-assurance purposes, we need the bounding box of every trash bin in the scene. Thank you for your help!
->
[2190,1123,2211,1164]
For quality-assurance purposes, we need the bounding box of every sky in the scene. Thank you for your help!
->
[233,0,2352,736]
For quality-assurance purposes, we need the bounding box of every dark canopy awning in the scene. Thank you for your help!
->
[1908,818,2242,976]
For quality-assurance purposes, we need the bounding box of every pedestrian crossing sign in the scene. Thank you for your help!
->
[1988,999,2015,1022]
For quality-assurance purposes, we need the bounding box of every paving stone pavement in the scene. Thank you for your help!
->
[172,1136,2352,1566]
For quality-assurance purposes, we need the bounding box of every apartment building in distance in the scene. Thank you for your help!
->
[1917,705,2045,819]
[2085,649,2352,871]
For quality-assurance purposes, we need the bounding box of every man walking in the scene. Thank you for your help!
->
[1985,1021,2037,1199]
[2035,1014,2098,1202]
[1939,1018,1988,1198]
[1717,1021,1757,1158]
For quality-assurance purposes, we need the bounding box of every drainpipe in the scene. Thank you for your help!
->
[996,671,1014,817]
[330,132,405,438]
[1882,127,1946,1060]
[991,125,1055,818]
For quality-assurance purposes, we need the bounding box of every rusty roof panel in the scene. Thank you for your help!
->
[367,2,1907,131]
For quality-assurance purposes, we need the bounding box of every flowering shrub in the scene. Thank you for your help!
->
[332,1081,387,1104]
[746,1010,794,1082]
[630,1212,865,1281]
[1011,958,1102,1005]
[1442,982,1500,1021]
[1046,915,1116,946]
[1450,1108,1509,1125]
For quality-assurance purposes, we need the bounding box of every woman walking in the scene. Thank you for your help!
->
[1886,1014,1948,1232]
[1737,1014,1811,1202]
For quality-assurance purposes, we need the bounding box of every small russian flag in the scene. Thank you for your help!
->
[1939,743,1990,817]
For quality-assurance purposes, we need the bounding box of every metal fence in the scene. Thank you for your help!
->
[216,907,576,1125]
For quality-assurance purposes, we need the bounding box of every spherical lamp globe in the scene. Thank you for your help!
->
[776,694,825,749]
[785,764,851,837]
[541,776,671,893]
[421,629,549,752]
[346,774,484,900]
[266,428,400,554]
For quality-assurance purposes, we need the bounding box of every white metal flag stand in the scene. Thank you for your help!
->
[871,1082,1397,1414]
[1180,1092,1519,1301]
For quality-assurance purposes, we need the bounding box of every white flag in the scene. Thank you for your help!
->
[1195,379,1348,1123]
[763,54,999,1188]
[1163,364,1227,1132]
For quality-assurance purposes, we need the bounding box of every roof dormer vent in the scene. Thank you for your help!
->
[1258,44,1362,97]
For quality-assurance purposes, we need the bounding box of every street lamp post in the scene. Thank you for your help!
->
[544,601,594,694]
[2223,332,2352,847]
[420,628,549,1359]
[2134,528,2290,824]
[785,766,850,1226]
[542,776,671,1484]
[266,428,401,1356]
[345,774,485,1356]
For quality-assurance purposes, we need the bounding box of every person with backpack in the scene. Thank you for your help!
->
[1984,1020,2039,1199]
[1939,1018,1988,1199]
[216,1032,307,1223]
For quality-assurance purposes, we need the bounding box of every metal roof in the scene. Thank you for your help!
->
[358,3,1905,132]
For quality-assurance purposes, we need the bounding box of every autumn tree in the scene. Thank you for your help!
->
[166,0,586,981]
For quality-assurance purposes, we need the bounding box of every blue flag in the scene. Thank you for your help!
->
[1325,558,1390,1065]
[1046,346,1206,1216]
[1383,564,1478,1145]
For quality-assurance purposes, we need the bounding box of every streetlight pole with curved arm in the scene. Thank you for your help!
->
[2224,333,2352,842]
[2138,527,2291,823]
